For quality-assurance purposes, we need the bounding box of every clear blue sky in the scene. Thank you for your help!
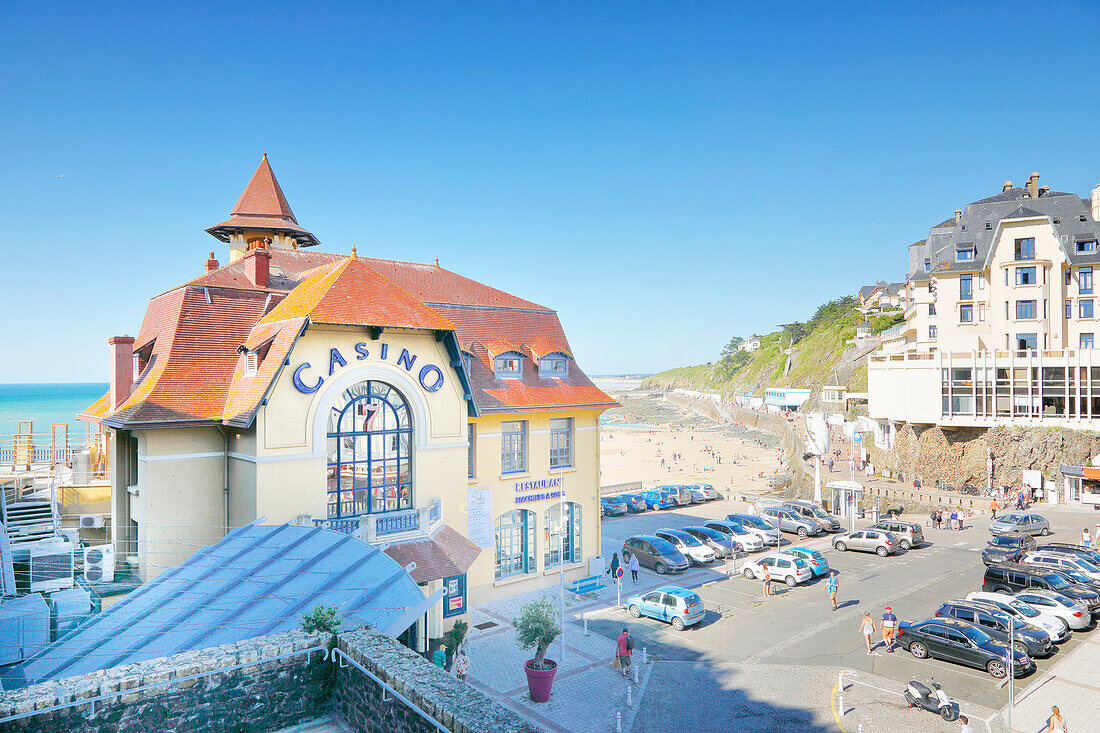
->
[4,1,1100,381]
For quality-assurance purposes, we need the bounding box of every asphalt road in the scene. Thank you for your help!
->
[593,495,1098,719]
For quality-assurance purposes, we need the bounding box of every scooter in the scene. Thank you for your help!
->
[903,677,958,721]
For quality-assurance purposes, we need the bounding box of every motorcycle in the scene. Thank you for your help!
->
[903,678,958,722]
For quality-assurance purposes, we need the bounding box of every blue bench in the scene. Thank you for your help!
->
[569,575,607,594]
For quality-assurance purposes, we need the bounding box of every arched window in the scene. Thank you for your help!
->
[544,502,581,568]
[325,380,413,518]
[494,509,536,579]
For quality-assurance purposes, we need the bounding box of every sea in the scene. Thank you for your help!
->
[0,383,108,436]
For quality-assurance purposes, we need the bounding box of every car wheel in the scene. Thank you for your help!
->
[671,616,685,631]
[1058,619,1070,634]
[743,567,755,579]
[629,605,641,618]
[876,546,889,557]
[909,641,927,659]
[1012,641,1028,655]
[622,552,631,565]
[785,575,797,587]
[900,540,911,551]
[655,562,667,575]
[797,527,808,538]
[1040,527,1050,536]
[835,541,847,552]
[993,586,1010,594]
[987,660,1008,679]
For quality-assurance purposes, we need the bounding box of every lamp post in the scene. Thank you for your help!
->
[559,460,566,665]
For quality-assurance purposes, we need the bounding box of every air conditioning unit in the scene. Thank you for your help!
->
[13,541,75,594]
[83,544,115,583]
[80,515,106,530]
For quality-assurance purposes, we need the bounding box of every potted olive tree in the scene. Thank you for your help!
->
[512,598,562,702]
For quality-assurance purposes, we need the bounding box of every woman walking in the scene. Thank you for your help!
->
[608,552,621,578]
[859,612,877,655]
[1046,705,1067,732]
[628,554,640,584]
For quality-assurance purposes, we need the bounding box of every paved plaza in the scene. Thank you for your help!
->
[464,491,1100,732]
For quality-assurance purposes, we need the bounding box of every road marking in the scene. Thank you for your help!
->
[830,678,849,733]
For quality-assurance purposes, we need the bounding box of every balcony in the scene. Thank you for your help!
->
[311,497,444,543]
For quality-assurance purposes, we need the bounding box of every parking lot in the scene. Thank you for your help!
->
[589,490,1098,725]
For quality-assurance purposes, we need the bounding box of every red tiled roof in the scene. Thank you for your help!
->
[205,155,319,247]
[382,524,481,583]
[221,317,307,425]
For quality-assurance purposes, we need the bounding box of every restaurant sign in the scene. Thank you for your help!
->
[515,477,563,504]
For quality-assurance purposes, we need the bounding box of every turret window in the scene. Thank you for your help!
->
[1016,267,1037,285]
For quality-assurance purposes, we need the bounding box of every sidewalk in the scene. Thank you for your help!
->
[1004,634,1100,733]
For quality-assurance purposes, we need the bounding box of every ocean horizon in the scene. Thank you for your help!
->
[0,383,108,437]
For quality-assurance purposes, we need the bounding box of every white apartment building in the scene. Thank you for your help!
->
[870,173,1100,432]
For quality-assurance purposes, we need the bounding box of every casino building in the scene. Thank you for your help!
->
[81,155,616,643]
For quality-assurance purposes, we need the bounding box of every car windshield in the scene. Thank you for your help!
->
[650,537,679,555]
[810,506,830,518]
[674,532,702,547]
[806,550,825,562]
[1045,574,1072,590]
[960,626,994,645]
[1008,600,1039,617]
[1001,514,1024,524]
[694,528,724,541]
[609,496,629,504]
[739,516,770,530]
[992,536,1017,547]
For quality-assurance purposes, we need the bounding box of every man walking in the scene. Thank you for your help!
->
[990,498,1000,520]
[826,570,839,611]
[616,628,633,677]
[881,606,898,652]
[958,715,975,733]
[628,554,640,584]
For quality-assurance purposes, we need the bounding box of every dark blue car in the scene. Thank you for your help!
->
[638,489,677,510]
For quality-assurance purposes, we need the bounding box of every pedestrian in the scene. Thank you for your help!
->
[1084,528,1093,549]
[990,498,1000,519]
[859,612,877,655]
[608,552,620,578]
[761,563,772,598]
[826,570,839,611]
[929,508,937,529]
[616,628,633,677]
[881,606,898,652]
[828,457,834,473]
[628,553,640,584]
[453,647,469,682]
[958,715,975,733]
[1046,705,1067,732]
[432,643,447,669]
[950,508,959,531]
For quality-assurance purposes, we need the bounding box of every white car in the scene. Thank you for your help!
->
[965,592,1070,642]
[702,520,765,552]
[740,553,813,587]
[654,529,716,566]
[725,514,783,546]
[1012,589,1091,631]
[1021,551,1100,582]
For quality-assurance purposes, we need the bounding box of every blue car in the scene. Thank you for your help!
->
[626,585,706,631]
[601,498,628,517]
[638,490,677,510]
[779,547,830,577]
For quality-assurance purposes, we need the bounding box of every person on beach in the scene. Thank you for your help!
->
[859,612,877,655]
[881,607,898,652]
[628,554,640,584]
[826,570,839,610]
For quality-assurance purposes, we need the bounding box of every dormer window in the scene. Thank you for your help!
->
[244,351,258,376]
[494,352,523,379]
[924,259,931,272]
[461,351,474,374]
[539,353,569,378]
[1078,240,1097,254]
[955,246,975,262]
[984,222,992,230]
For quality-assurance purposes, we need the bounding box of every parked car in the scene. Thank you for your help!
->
[626,586,705,631]
[778,547,829,577]
[895,618,1031,679]
[759,506,824,538]
[989,513,1050,537]
[982,563,1100,613]
[934,600,1053,657]
[964,592,1071,642]
[617,493,649,513]
[638,490,677,510]
[1037,543,1100,567]
[654,529,716,566]
[693,483,721,500]
[833,529,898,557]
[702,520,765,552]
[688,488,708,504]
[601,497,628,517]
[1022,551,1100,582]
[982,533,1036,566]
[1045,567,1100,597]
[740,553,813,587]
[656,485,693,506]
[682,525,737,558]
[867,519,924,550]
[1011,589,1092,631]
[724,514,782,546]
[621,535,690,575]
[782,500,841,532]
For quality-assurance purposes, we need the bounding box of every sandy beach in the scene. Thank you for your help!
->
[596,379,783,496]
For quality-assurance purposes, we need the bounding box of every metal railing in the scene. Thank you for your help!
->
[0,645,330,725]
[331,647,450,733]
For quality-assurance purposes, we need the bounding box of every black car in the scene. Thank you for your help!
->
[895,618,1031,679]
[982,533,1036,566]
[934,600,1052,657]
[1046,567,1100,599]
[983,563,1100,613]
[1038,543,1100,567]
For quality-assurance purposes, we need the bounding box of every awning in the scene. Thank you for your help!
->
[383,523,481,584]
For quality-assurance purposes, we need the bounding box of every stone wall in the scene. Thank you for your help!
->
[335,627,540,733]
[0,631,331,733]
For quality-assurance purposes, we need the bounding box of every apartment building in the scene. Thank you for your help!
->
[870,173,1100,431]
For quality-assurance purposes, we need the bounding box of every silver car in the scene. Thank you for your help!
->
[833,529,898,556]
[990,513,1050,537]
[760,506,824,538]
[781,500,841,532]
[693,483,721,500]
[702,520,766,552]
[868,520,924,550]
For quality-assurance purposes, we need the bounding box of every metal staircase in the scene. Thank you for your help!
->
[2,480,59,546]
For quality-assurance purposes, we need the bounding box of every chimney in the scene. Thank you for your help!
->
[1039,185,1049,197]
[955,209,962,223]
[1091,183,1100,221]
[243,246,271,288]
[205,252,219,273]
[109,336,136,410]
[1003,180,1013,192]
[1026,172,1040,198]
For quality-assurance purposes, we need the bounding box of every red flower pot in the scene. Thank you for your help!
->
[524,659,557,702]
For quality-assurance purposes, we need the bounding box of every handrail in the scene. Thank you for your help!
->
[0,645,330,724]
[331,647,451,733]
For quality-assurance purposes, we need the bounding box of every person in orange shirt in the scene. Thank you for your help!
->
[990,499,1000,520]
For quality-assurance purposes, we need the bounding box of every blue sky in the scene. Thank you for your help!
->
[3,1,1100,381]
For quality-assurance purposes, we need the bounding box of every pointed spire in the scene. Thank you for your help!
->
[231,154,297,223]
